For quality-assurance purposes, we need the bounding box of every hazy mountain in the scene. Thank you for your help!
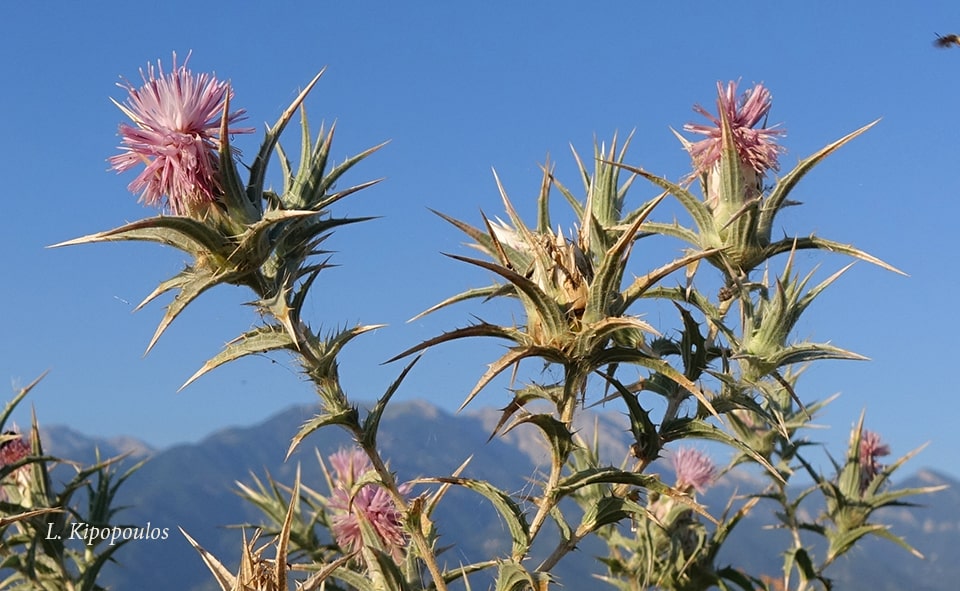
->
[27,402,958,590]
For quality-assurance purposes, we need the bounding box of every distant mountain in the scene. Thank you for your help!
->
[28,402,958,591]
[40,424,154,462]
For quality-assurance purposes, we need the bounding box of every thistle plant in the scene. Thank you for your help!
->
[55,54,385,370]
[55,58,940,591]
[56,55,451,591]
[385,80,931,590]
[603,81,935,590]
[382,136,778,587]
[0,375,143,591]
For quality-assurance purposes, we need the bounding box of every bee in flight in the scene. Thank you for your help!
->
[934,33,960,48]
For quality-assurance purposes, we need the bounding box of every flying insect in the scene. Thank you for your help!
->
[934,33,960,48]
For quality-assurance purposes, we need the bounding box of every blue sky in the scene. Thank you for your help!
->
[2,2,959,479]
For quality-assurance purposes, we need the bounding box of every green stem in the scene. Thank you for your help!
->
[524,456,561,554]
[525,368,590,590]
[525,374,580,550]
[537,527,585,572]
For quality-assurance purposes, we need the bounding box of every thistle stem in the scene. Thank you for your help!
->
[524,458,561,554]
[526,382,579,547]
[536,530,583,572]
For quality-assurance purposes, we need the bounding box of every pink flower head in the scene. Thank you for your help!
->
[0,432,29,470]
[672,447,716,494]
[683,81,786,177]
[109,53,253,216]
[859,430,890,492]
[327,448,407,561]
[0,432,31,500]
[328,448,370,486]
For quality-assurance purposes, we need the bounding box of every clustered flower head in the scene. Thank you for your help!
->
[859,429,890,492]
[683,81,786,177]
[486,218,593,319]
[0,431,32,501]
[109,53,253,216]
[672,447,716,495]
[0,432,29,469]
[327,448,407,561]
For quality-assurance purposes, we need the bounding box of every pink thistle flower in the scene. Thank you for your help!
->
[327,448,408,561]
[328,448,370,485]
[109,53,253,216]
[672,447,716,494]
[859,430,890,492]
[0,432,32,501]
[683,81,786,177]
[0,432,29,469]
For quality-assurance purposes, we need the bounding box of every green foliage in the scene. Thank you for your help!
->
[0,375,144,591]
[57,71,937,591]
